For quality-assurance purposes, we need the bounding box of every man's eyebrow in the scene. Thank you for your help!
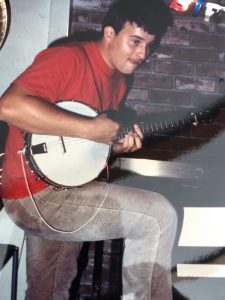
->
[129,35,155,43]
[129,35,144,40]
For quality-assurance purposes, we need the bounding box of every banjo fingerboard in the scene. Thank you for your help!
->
[118,110,207,140]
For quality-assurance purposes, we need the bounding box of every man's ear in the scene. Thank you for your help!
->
[103,26,115,43]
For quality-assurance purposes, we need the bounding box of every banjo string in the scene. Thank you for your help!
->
[31,136,120,150]
[18,150,109,234]
[42,139,103,151]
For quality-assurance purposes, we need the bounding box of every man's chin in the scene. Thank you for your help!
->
[120,67,137,75]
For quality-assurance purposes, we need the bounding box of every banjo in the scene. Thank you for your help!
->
[23,100,210,188]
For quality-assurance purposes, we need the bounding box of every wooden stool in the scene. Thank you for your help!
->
[69,239,123,299]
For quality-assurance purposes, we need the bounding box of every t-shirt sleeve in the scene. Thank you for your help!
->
[14,47,79,102]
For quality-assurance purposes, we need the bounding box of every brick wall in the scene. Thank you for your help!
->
[69,0,225,114]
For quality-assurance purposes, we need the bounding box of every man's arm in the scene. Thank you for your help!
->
[0,83,120,145]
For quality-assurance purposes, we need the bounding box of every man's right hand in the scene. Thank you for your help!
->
[91,113,120,145]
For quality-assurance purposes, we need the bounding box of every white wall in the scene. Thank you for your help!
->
[0,0,70,95]
[0,1,70,299]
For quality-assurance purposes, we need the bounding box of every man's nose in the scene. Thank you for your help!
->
[137,45,147,60]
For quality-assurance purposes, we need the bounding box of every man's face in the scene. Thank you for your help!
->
[104,22,156,74]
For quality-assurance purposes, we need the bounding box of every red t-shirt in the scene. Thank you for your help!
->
[2,41,126,199]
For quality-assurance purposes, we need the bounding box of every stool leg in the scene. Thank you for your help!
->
[11,246,19,300]
[92,241,104,299]
[108,239,123,299]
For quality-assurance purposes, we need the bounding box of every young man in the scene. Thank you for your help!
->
[0,0,177,299]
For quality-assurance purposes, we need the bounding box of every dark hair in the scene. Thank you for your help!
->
[102,0,173,39]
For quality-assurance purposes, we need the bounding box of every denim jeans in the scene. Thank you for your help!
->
[3,180,177,300]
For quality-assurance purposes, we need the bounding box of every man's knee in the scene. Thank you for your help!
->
[146,192,178,232]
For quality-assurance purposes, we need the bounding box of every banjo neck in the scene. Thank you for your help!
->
[118,110,209,140]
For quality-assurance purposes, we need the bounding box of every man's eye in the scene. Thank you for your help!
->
[130,39,140,46]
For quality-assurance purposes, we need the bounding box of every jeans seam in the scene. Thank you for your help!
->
[52,242,67,299]
[147,219,160,300]
[89,205,163,219]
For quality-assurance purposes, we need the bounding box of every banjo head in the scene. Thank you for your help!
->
[25,100,111,188]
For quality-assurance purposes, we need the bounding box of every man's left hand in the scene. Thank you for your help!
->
[112,124,144,154]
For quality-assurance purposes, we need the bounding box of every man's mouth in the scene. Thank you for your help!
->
[129,59,143,65]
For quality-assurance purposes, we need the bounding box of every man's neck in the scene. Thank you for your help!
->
[95,39,114,70]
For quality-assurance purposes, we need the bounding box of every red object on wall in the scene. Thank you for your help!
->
[169,0,197,12]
